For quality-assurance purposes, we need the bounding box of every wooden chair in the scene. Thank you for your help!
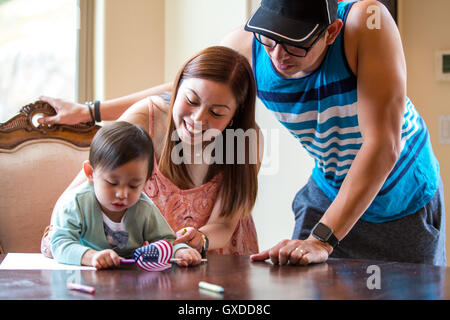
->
[0,101,100,254]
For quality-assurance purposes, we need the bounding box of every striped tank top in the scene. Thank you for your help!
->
[252,1,440,222]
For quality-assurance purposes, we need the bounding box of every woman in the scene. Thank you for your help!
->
[41,46,261,257]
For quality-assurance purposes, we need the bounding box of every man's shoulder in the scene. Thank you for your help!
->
[343,0,399,51]
[342,0,393,75]
[345,0,389,29]
[220,25,253,63]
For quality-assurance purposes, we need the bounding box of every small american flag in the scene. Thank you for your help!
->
[133,240,173,272]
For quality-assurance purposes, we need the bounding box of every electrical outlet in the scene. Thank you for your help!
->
[439,115,450,144]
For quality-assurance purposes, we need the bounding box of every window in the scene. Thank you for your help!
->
[0,0,77,122]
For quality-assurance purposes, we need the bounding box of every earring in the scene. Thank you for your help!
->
[228,119,234,127]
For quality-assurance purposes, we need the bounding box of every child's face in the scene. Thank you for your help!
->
[91,157,149,217]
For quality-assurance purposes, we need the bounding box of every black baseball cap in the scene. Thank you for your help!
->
[245,0,337,47]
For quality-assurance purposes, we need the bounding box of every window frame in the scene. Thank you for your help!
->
[76,0,94,103]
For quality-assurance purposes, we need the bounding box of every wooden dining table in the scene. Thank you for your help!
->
[1,253,449,301]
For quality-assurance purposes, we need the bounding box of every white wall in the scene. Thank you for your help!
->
[164,0,249,81]
[253,101,314,251]
[96,0,165,100]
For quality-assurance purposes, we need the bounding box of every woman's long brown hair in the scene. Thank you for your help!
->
[158,46,258,218]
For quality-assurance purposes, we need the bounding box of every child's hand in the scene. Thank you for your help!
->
[173,227,203,252]
[91,249,122,270]
[174,248,202,267]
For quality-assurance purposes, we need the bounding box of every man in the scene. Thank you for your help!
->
[40,0,445,266]
[234,0,445,266]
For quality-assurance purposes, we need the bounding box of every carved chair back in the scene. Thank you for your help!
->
[0,101,100,254]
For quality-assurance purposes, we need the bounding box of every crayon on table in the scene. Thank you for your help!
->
[198,281,224,293]
[171,258,208,262]
[67,282,96,294]
[120,259,135,264]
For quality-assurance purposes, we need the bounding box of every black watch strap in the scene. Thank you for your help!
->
[326,232,339,248]
[311,222,339,248]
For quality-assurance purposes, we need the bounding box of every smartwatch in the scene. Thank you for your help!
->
[311,222,339,248]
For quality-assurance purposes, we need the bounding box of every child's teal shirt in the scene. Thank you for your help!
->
[51,182,189,265]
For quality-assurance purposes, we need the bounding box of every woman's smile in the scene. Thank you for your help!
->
[173,78,238,145]
[183,120,204,137]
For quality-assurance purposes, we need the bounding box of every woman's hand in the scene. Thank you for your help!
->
[250,236,332,266]
[38,96,90,125]
[173,227,204,252]
[173,248,202,267]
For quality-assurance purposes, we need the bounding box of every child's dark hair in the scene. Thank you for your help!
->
[89,121,154,178]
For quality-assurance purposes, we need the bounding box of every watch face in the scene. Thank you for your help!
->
[313,223,333,241]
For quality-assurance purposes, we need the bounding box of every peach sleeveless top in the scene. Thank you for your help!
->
[143,98,259,255]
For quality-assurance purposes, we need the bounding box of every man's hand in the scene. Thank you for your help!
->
[250,237,332,266]
[38,96,90,125]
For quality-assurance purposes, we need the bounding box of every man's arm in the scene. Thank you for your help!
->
[318,0,405,242]
[39,82,172,125]
[98,83,173,121]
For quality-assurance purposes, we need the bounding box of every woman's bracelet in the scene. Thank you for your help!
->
[94,100,101,122]
[84,100,101,123]
[85,101,95,123]
[199,231,209,258]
